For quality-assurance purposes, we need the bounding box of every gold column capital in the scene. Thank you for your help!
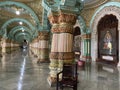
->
[48,11,59,25]
[59,11,77,25]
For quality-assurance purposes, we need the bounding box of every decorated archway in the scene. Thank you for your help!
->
[0,1,43,43]
[0,1,42,30]
[90,2,120,66]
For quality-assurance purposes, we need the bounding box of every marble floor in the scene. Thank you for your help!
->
[0,48,120,90]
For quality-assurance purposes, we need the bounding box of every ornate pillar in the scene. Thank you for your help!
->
[48,11,77,86]
[48,12,59,85]
[58,12,77,70]
[82,34,91,62]
[37,31,50,63]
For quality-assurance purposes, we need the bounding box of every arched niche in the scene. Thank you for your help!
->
[97,14,118,65]
[90,2,120,66]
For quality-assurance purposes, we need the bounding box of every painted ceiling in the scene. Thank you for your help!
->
[0,0,108,43]
[0,0,43,43]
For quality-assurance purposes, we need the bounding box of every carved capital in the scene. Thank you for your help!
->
[48,11,59,24]
[52,23,74,34]
[51,24,59,33]
[59,12,77,25]
[38,31,50,40]
[59,23,74,34]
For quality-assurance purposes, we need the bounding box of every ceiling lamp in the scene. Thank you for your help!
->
[22,29,24,32]
[19,22,23,25]
[16,10,20,15]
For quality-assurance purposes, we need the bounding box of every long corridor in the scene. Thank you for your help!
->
[0,48,120,90]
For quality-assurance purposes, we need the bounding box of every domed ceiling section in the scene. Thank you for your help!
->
[0,0,43,43]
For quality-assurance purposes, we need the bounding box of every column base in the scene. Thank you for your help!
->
[47,76,57,87]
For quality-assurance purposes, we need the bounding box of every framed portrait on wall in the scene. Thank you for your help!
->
[99,28,117,55]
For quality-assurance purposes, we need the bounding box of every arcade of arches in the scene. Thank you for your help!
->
[1,0,120,90]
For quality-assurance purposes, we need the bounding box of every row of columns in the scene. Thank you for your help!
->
[30,31,50,63]
[0,37,19,54]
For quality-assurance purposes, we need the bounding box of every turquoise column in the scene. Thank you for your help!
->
[82,34,91,62]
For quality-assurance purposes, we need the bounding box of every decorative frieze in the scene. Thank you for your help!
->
[59,23,74,34]
[51,24,59,33]
[52,23,74,34]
